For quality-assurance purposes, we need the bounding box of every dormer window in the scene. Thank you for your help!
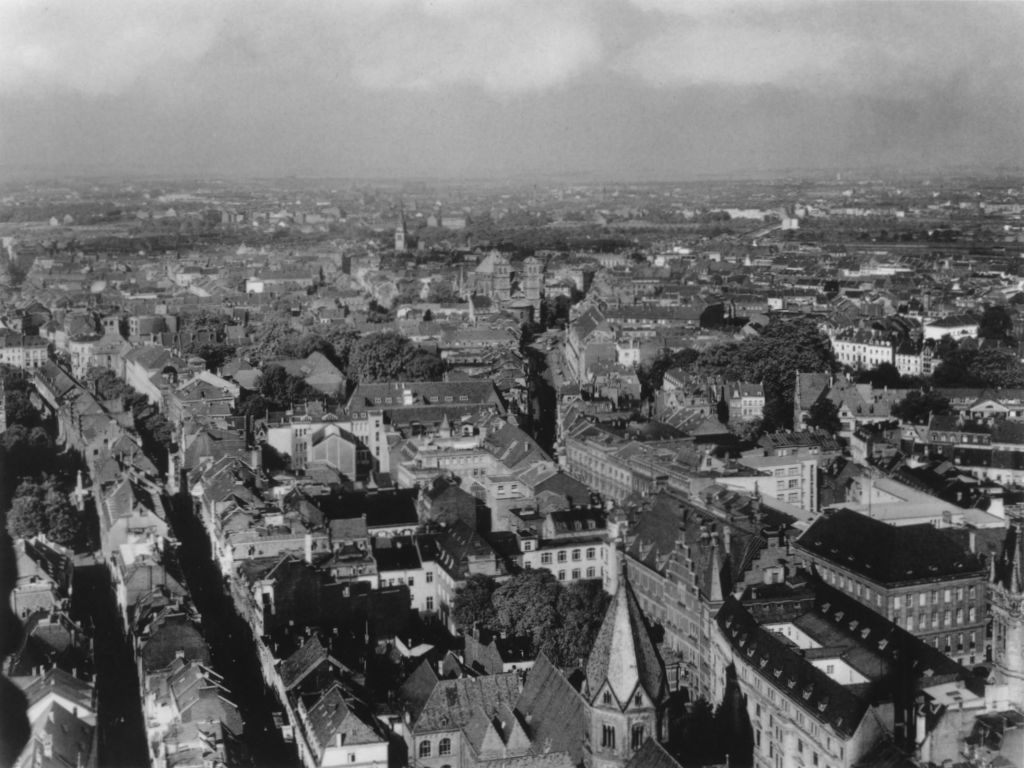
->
[603,691,612,705]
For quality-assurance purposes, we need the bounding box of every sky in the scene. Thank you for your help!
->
[1,0,1022,181]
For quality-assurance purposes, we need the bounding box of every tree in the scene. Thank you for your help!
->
[542,579,610,667]
[452,574,497,631]
[806,397,842,435]
[403,349,445,381]
[5,477,85,548]
[3,390,39,429]
[5,490,46,539]
[492,570,561,647]
[257,364,319,406]
[855,362,901,389]
[348,332,444,383]
[191,341,236,372]
[979,305,1014,342]
[892,390,951,425]
[933,346,1024,388]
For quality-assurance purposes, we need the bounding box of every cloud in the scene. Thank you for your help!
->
[616,1,1024,97]
[0,0,230,96]
[339,0,604,94]
[2,0,1021,102]
[0,0,605,98]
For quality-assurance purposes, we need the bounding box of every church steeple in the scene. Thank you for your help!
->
[586,576,667,706]
[584,569,668,767]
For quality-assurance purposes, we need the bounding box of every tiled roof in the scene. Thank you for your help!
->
[796,508,984,585]
[305,684,383,756]
[514,654,585,764]
[624,739,683,768]
[585,577,666,705]
[413,672,521,733]
[277,636,331,692]
[716,596,867,737]
[398,659,439,725]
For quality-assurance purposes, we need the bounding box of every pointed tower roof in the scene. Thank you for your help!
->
[1011,524,1024,595]
[585,576,667,706]
[994,523,1024,594]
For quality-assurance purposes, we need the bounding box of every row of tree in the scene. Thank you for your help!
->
[452,571,610,668]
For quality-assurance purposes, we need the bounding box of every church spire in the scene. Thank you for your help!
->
[585,570,667,707]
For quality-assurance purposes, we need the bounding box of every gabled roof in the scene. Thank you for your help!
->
[413,672,521,733]
[585,576,667,706]
[624,739,683,768]
[514,654,585,764]
[305,684,383,756]
[398,659,440,725]
[277,636,335,692]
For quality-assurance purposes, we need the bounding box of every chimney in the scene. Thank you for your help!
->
[304,533,313,564]
[251,446,262,471]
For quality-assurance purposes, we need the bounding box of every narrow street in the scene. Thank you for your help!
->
[70,563,149,768]
[166,494,300,768]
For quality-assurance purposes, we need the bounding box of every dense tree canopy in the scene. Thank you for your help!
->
[641,318,835,431]
[5,476,86,548]
[932,346,1024,388]
[452,570,609,667]
[978,305,1014,342]
[891,389,952,425]
[347,332,445,383]
[806,397,842,435]
[452,574,497,631]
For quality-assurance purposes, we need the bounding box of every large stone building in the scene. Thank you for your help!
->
[795,508,988,666]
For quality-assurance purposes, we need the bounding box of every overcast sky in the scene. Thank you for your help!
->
[1,0,1022,180]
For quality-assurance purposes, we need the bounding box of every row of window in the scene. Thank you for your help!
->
[599,723,647,751]
[821,567,979,611]
[418,737,451,757]
[539,547,598,564]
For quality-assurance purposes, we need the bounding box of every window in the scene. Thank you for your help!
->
[586,567,596,578]
[426,597,434,611]
[572,569,581,580]
[408,577,415,587]
[603,691,612,705]
[601,725,616,749]
[439,738,451,756]
[419,741,431,758]
[572,549,582,561]
[631,724,645,750]
[586,547,596,560]
[426,572,433,583]
[348,755,356,763]
[557,551,567,563]
[541,553,552,565]
[558,570,566,581]
[919,592,927,607]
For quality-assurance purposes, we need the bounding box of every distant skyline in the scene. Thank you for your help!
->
[2,0,1023,181]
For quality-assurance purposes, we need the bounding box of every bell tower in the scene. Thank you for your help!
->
[583,570,668,768]
[991,522,1024,708]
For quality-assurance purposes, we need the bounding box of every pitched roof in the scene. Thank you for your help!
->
[277,636,334,692]
[796,508,984,585]
[514,654,585,764]
[398,659,440,725]
[624,739,683,768]
[413,673,522,733]
[585,576,667,705]
[304,684,383,757]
